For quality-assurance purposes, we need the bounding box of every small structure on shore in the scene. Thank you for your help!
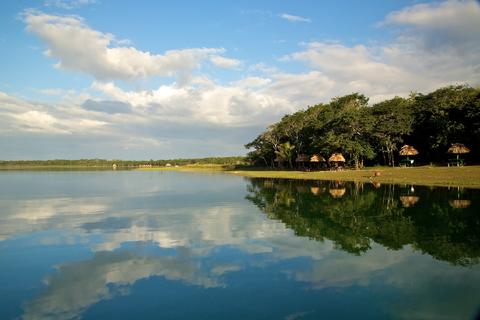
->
[112,163,117,170]
[328,153,345,170]
[399,145,419,166]
[447,143,470,166]
[296,154,310,169]
[309,154,326,170]
[449,199,471,209]
[399,195,420,207]
[165,163,172,167]
[329,188,346,198]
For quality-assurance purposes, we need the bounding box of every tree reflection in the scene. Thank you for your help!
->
[245,178,480,265]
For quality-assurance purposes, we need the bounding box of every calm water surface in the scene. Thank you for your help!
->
[0,171,479,319]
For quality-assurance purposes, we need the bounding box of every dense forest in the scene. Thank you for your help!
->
[0,157,245,168]
[245,85,480,168]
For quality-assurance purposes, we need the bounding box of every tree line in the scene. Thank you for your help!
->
[0,157,246,168]
[245,85,480,168]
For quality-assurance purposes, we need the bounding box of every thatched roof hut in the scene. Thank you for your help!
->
[399,196,419,207]
[329,188,346,198]
[449,199,471,209]
[399,145,419,156]
[328,153,346,162]
[112,163,117,170]
[296,154,310,162]
[310,154,326,162]
[447,143,470,154]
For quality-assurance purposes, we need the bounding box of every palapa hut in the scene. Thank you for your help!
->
[328,153,346,170]
[329,188,346,198]
[449,199,471,209]
[399,195,420,207]
[112,163,117,170]
[447,143,470,166]
[399,145,419,166]
[295,154,310,170]
[309,154,326,170]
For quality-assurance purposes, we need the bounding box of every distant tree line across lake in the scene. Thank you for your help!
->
[245,85,480,168]
[0,157,246,168]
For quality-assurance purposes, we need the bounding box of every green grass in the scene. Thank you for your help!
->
[139,165,480,189]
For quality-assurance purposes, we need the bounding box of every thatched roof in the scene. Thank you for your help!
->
[399,196,419,207]
[449,199,471,209]
[310,154,326,162]
[329,188,346,198]
[399,145,419,156]
[448,143,470,154]
[310,186,323,195]
[328,153,346,162]
[296,154,310,162]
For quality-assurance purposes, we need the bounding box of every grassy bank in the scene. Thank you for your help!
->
[2,163,479,188]
[139,165,480,189]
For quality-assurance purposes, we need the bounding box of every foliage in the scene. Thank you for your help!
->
[246,85,480,167]
[245,178,480,265]
[0,157,246,168]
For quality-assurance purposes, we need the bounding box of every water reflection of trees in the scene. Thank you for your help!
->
[245,179,480,265]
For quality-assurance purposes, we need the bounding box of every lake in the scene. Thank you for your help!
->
[0,171,479,319]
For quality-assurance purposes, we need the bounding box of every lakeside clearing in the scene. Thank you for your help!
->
[137,165,480,189]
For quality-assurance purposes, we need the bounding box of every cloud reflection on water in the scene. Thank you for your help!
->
[0,172,478,319]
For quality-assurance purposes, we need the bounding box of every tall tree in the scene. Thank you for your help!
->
[370,97,414,166]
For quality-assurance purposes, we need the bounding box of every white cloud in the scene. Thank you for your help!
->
[384,0,480,33]
[11,110,70,134]
[279,13,311,23]
[91,80,293,126]
[233,77,272,89]
[23,12,236,81]
[0,91,110,135]
[282,0,480,102]
[210,55,241,69]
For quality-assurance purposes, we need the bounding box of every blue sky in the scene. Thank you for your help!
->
[1,0,479,159]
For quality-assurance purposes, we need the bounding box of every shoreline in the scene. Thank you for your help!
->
[137,165,480,189]
[1,165,479,189]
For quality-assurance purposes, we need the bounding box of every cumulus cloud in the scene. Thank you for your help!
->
[282,1,480,102]
[384,0,480,41]
[23,12,236,81]
[91,80,293,126]
[279,13,311,23]
[0,92,108,135]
